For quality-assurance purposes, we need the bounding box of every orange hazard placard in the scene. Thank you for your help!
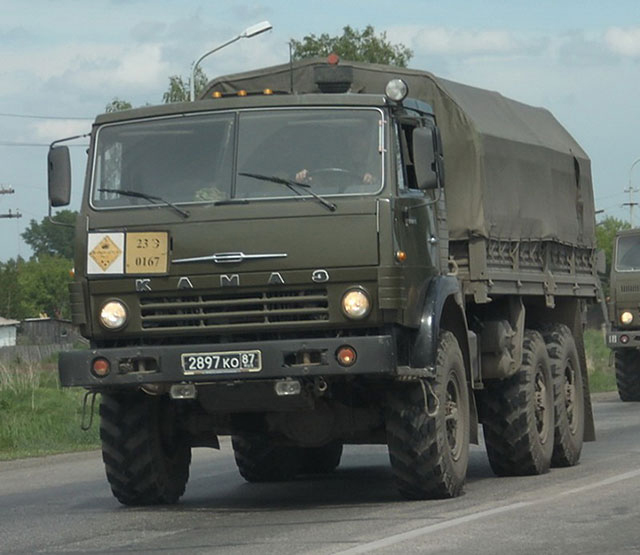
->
[89,235,123,271]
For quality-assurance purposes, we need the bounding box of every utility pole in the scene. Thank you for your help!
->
[623,186,639,227]
[0,184,21,219]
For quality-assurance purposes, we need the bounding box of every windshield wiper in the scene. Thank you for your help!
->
[238,172,337,212]
[97,188,189,218]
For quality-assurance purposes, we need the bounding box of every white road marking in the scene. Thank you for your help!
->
[335,468,640,554]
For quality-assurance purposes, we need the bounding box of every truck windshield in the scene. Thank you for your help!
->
[616,235,640,271]
[91,108,383,209]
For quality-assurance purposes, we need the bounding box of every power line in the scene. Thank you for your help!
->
[0,111,92,121]
[0,141,89,147]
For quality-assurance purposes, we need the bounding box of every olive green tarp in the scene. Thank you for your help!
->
[204,59,595,248]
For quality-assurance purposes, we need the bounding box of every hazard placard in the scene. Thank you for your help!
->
[87,233,124,274]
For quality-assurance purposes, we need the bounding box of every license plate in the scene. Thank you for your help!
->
[181,350,262,375]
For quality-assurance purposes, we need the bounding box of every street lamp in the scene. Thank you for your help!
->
[625,157,640,227]
[190,20,273,102]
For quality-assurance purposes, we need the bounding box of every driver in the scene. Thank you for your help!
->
[295,131,378,185]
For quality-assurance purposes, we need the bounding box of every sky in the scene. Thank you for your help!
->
[1,0,640,261]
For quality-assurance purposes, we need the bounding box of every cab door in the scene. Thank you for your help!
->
[392,119,443,275]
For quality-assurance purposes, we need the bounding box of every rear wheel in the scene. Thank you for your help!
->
[299,442,343,474]
[614,350,640,402]
[99,392,191,506]
[482,330,554,476]
[541,324,585,467]
[386,331,470,499]
[232,434,300,482]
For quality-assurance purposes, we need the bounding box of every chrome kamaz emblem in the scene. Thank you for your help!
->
[312,269,330,283]
[268,272,285,285]
[136,279,152,292]
[177,277,194,290]
[220,274,240,287]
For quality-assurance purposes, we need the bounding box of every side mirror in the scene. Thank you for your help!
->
[412,127,439,190]
[48,146,71,207]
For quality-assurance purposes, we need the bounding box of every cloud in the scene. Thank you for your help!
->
[387,26,517,55]
[31,120,91,143]
[605,26,640,57]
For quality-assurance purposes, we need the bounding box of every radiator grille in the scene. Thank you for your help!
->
[620,284,640,293]
[140,288,329,331]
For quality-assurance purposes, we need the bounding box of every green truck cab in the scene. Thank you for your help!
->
[49,58,601,505]
[607,229,640,400]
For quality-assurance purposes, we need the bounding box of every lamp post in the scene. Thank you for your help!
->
[190,20,273,102]
[625,157,640,227]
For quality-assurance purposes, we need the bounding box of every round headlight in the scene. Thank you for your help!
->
[385,78,408,102]
[620,311,634,325]
[341,288,371,320]
[99,300,128,330]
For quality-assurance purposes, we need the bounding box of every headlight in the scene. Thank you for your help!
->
[341,288,371,320]
[99,300,128,330]
[620,311,634,325]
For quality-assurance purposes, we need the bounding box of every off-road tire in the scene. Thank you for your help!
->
[482,330,554,476]
[614,350,640,402]
[299,442,343,474]
[232,434,300,482]
[386,331,470,500]
[541,324,585,467]
[99,392,191,506]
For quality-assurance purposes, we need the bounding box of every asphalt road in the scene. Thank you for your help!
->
[1,392,639,554]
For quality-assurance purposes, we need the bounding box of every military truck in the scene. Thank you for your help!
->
[607,229,640,401]
[48,57,601,506]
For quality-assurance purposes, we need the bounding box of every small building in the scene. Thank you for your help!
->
[0,317,20,347]
[19,317,82,345]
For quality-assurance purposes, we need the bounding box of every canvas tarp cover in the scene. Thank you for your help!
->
[204,59,595,248]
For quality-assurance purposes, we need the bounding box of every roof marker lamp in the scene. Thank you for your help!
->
[99,300,128,330]
[190,21,273,102]
[385,79,409,103]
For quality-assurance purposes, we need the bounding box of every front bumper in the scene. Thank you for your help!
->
[59,335,396,388]
[606,330,640,349]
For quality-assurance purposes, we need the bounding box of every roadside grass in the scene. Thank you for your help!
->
[584,327,617,393]
[0,361,99,461]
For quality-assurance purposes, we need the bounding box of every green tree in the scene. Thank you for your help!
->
[105,98,133,113]
[162,66,208,103]
[291,25,413,67]
[21,210,77,260]
[17,256,73,319]
[0,258,23,319]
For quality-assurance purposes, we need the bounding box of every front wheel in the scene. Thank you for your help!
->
[386,331,470,499]
[614,350,640,402]
[99,392,191,506]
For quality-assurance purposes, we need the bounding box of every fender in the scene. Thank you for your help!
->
[410,275,466,371]
[409,275,480,444]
